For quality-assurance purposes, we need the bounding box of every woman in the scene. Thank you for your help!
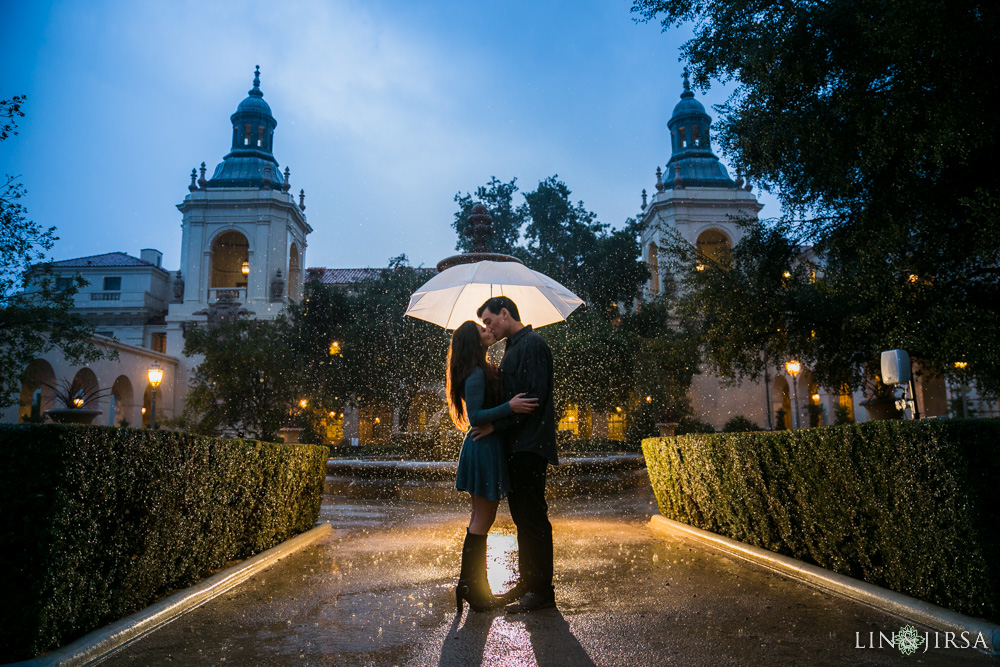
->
[447,320,536,613]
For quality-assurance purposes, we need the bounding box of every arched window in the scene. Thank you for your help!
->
[18,359,56,423]
[288,243,300,300]
[647,243,659,295]
[210,231,249,289]
[111,375,134,427]
[696,229,732,266]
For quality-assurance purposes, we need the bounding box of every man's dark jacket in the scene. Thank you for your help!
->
[497,325,558,465]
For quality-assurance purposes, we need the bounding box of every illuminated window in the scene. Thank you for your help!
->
[678,127,687,148]
[838,385,854,421]
[257,126,264,147]
[325,413,344,444]
[696,229,732,266]
[244,124,252,146]
[607,411,625,441]
[558,403,580,436]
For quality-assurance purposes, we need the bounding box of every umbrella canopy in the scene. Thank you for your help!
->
[405,260,584,330]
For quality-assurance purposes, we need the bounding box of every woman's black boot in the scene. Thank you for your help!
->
[456,530,501,613]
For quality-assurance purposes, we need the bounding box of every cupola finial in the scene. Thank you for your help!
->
[681,68,694,99]
[249,65,263,98]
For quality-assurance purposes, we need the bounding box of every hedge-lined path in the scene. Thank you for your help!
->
[102,487,991,666]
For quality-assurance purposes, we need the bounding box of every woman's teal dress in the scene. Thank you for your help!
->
[455,367,512,501]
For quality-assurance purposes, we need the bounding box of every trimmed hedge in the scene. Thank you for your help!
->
[0,425,327,662]
[642,419,1000,622]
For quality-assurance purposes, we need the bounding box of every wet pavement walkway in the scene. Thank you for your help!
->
[103,487,995,666]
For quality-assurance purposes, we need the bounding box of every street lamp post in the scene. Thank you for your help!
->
[785,360,801,429]
[954,361,968,418]
[147,361,163,429]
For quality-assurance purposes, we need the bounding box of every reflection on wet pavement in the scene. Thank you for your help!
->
[102,487,993,666]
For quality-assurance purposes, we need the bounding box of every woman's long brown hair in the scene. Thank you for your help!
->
[446,320,500,430]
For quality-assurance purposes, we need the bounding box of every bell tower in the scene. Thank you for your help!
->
[640,71,762,298]
[166,66,312,355]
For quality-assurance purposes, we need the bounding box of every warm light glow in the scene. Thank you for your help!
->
[785,360,801,377]
[954,361,968,369]
[695,263,705,272]
[812,393,821,403]
[374,417,381,424]
[329,411,336,418]
[141,407,147,415]
[783,270,791,278]
[329,340,341,355]
[241,261,250,276]
[615,406,623,413]
[147,361,163,387]
[645,395,652,403]
[299,399,308,408]
[908,274,919,283]
[73,397,85,408]
[485,531,519,594]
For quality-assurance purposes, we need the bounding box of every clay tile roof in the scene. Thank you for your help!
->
[48,252,152,268]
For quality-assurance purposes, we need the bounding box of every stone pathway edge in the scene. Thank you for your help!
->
[648,514,999,655]
[15,523,334,667]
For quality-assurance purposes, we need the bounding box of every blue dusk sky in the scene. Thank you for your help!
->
[2,0,780,271]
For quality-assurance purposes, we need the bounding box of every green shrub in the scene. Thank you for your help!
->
[641,420,1000,621]
[0,425,327,661]
[676,416,715,434]
[722,415,762,432]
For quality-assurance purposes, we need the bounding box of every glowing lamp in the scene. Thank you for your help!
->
[146,361,163,429]
[812,393,821,403]
[299,399,308,408]
[785,360,801,378]
[241,261,250,276]
[73,397,85,408]
[645,396,652,403]
[954,361,968,370]
[329,341,341,355]
[147,361,163,387]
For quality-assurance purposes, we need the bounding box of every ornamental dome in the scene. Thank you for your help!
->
[663,71,735,189]
[206,66,284,190]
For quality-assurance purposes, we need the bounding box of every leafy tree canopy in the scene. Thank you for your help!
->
[634,0,1000,394]
[454,175,649,317]
[180,317,299,441]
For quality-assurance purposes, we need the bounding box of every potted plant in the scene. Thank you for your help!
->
[858,375,904,421]
[42,379,111,425]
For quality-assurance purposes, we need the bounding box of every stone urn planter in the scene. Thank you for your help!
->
[655,422,679,437]
[859,398,903,421]
[45,409,102,425]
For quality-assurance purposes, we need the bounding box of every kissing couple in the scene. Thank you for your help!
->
[445,296,558,615]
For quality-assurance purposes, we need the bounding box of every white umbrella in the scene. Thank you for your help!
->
[405,260,584,330]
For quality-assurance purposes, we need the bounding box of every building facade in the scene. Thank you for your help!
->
[4,68,310,430]
[637,74,979,429]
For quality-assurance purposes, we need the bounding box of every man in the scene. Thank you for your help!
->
[472,296,557,613]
